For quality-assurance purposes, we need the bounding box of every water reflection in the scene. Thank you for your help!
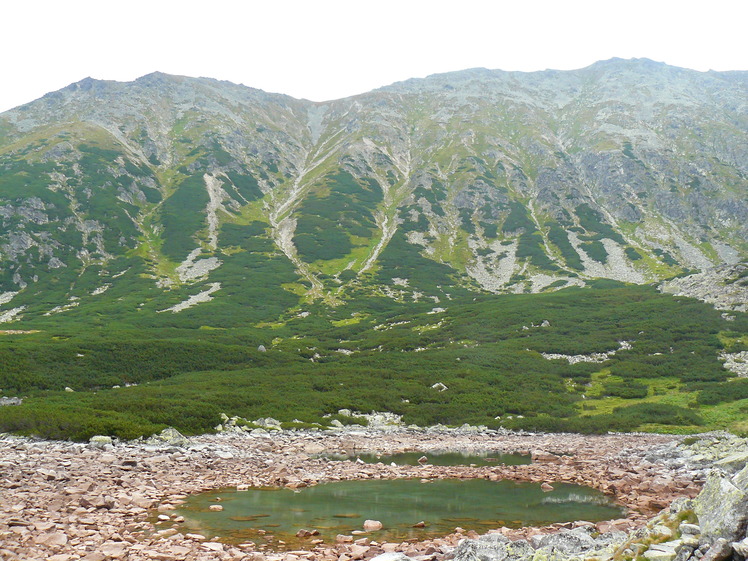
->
[317,450,531,466]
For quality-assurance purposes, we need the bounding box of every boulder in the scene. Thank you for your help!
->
[530,529,596,553]
[453,534,533,561]
[731,463,748,490]
[89,435,113,449]
[146,427,190,447]
[695,468,748,543]
[253,417,282,430]
[700,539,733,561]
[732,537,748,557]
[713,451,748,474]
[674,546,696,561]
[592,531,628,548]
[679,523,700,535]
[643,543,678,561]
[363,519,383,531]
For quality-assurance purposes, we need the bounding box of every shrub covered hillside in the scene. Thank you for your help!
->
[0,283,746,440]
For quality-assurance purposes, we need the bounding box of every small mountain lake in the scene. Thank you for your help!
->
[174,479,624,548]
[317,450,531,466]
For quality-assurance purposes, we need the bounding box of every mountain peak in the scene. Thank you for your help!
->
[133,71,187,86]
[64,76,109,92]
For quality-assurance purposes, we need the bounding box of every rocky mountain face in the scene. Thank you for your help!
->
[0,59,746,324]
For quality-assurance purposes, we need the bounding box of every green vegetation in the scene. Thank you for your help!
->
[625,247,643,261]
[502,201,535,234]
[548,223,583,270]
[695,379,748,405]
[294,171,380,263]
[602,380,649,399]
[653,248,680,267]
[499,202,558,272]
[160,174,210,260]
[575,203,626,248]
[1,91,747,444]
[502,402,704,434]
[226,171,263,201]
[516,231,560,272]
[581,240,608,263]
[0,284,745,440]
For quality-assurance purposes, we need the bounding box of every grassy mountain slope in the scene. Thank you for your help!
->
[0,59,746,439]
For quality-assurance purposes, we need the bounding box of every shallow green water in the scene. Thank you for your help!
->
[318,450,531,466]
[175,479,624,548]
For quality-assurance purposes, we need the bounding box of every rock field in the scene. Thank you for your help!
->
[0,427,745,561]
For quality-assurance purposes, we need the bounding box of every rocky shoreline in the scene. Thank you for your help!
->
[0,428,742,561]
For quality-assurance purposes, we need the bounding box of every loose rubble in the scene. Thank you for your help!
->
[660,263,748,313]
[1,428,746,560]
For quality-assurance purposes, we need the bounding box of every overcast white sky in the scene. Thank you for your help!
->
[1,0,746,113]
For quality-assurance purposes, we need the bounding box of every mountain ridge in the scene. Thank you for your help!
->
[0,58,746,326]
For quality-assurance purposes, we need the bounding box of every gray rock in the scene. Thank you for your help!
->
[594,531,628,548]
[700,539,732,561]
[670,497,695,514]
[674,545,696,561]
[253,417,282,430]
[145,427,190,447]
[732,537,748,557]
[679,523,701,535]
[453,535,533,561]
[529,530,596,553]
[731,463,748,490]
[694,470,748,543]
[644,543,678,561]
[713,451,748,474]
[88,435,113,449]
